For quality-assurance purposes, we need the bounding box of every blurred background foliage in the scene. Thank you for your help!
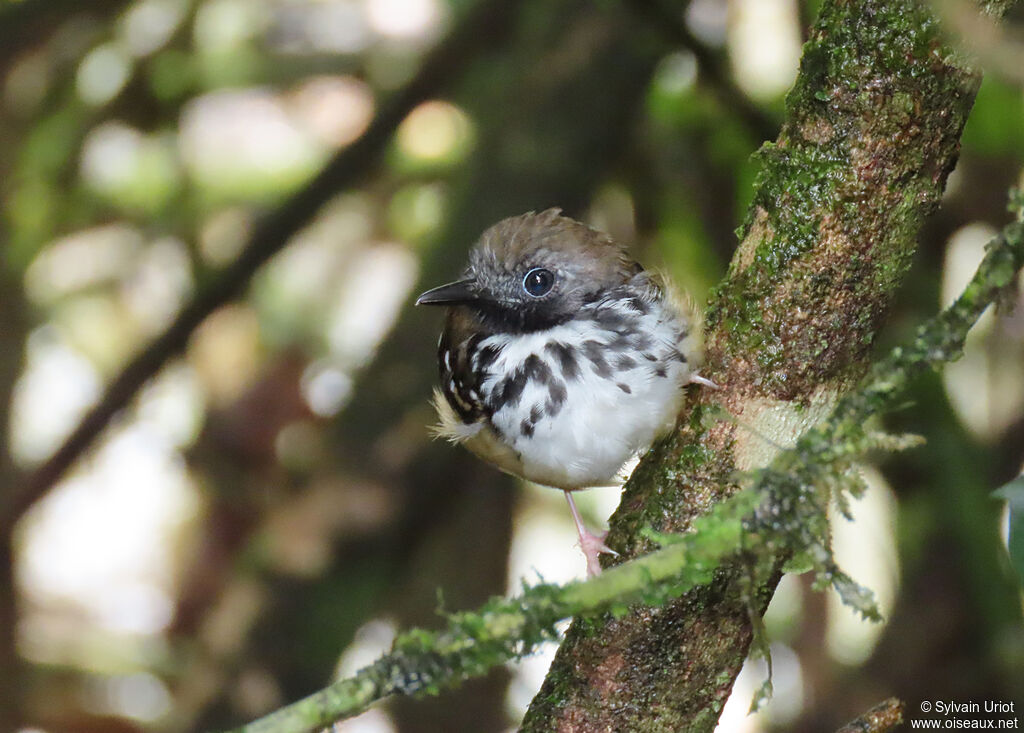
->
[0,0,1021,731]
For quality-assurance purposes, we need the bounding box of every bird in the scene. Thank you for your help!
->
[416,208,712,575]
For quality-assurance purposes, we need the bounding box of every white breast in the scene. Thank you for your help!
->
[445,299,693,490]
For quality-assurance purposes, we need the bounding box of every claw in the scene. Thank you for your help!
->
[688,372,721,390]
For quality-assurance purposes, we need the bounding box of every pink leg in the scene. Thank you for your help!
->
[564,491,617,576]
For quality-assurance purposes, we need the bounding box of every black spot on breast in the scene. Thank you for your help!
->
[523,354,552,385]
[595,308,630,332]
[583,340,613,378]
[627,296,650,315]
[641,352,657,362]
[654,365,668,378]
[547,380,567,415]
[499,370,527,407]
[529,404,543,425]
[617,382,632,394]
[520,418,535,438]
[631,333,653,351]
[608,332,632,351]
[615,354,636,370]
[545,342,580,381]
[496,355,552,413]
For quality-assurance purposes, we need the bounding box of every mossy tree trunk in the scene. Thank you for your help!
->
[522,0,1013,729]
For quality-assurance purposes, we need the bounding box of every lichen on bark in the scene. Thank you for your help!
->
[520,0,1010,730]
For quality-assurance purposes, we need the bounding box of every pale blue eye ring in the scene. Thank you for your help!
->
[523,267,554,297]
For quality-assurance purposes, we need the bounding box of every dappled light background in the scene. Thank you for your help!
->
[1,0,1022,731]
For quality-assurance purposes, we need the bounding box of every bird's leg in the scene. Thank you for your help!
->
[564,490,617,577]
[688,372,721,390]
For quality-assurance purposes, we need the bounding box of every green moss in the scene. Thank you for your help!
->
[706,0,979,399]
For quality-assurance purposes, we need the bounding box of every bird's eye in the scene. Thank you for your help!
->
[522,267,554,297]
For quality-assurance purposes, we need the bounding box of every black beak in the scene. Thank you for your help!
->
[415,277,478,306]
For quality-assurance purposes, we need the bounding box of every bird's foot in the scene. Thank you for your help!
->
[577,527,618,577]
[563,490,618,576]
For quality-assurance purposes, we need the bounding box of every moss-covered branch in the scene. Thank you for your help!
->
[835,697,905,733]
[227,489,757,733]
[523,0,1016,729]
[229,210,1024,733]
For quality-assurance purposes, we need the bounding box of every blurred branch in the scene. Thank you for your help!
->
[933,0,1024,84]
[0,0,132,72]
[834,698,905,733]
[627,0,778,142]
[0,0,515,536]
[0,262,31,730]
[229,214,1024,733]
[196,4,673,727]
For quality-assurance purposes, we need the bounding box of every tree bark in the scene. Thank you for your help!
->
[522,0,1012,729]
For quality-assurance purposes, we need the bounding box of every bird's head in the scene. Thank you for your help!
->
[416,208,641,333]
